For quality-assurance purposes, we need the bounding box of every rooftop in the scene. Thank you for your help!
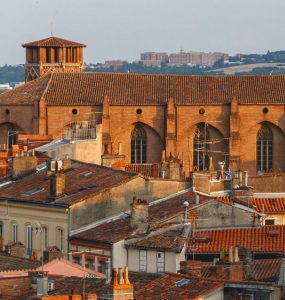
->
[135,272,223,300]
[22,36,86,48]
[70,191,211,244]
[188,225,285,254]
[1,73,285,106]
[250,198,285,213]
[0,160,138,206]
[0,254,41,272]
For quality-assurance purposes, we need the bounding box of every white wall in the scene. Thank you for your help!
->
[112,240,127,269]
[127,248,183,273]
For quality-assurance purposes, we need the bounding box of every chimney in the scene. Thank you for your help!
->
[12,155,38,179]
[62,156,72,171]
[50,171,66,199]
[29,271,49,297]
[228,246,234,263]
[233,246,240,263]
[109,267,134,300]
[130,198,149,236]
[194,192,200,205]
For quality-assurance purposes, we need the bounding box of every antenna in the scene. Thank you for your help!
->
[50,17,54,37]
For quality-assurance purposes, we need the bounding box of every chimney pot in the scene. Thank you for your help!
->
[119,267,125,285]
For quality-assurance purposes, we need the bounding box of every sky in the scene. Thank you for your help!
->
[1,0,285,65]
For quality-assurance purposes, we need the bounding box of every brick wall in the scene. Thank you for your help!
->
[0,276,34,300]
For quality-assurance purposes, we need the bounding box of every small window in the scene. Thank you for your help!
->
[72,108,78,115]
[12,223,18,243]
[48,281,54,292]
[27,225,33,254]
[73,257,81,265]
[157,251,165,273]
[5,109,10,115]
[43,227,48,249]
[262,107,269,114]
[139,250,147,272]
[265,219,275,225]
[0,221,3,237]
[199,108,205,115]
[57,228,64,251]
[136,108,142,115]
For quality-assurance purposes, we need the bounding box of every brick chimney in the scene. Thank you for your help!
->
[12,153,38,179]
[49,171,66,199]
[130,198,149,236]
[109,267,134,300]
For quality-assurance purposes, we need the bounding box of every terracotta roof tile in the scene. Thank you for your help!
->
[3,72,285,106]
[197,259,282,283]
[251,198,285,213]
[0,73,51,105]
[124,163,160,178]
[22,36,86,48]
[189,225,285,254]
[42,73,285,106]
[0,161,138,206]
[0,254,41,272]
[136,272,223,300]
[70,191,211,244]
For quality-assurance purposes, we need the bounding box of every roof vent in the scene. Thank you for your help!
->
[22,187,45,197]
[175,278,190,287]
[193,236,212,243]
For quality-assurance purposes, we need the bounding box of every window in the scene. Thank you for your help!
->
[43,227,48,249]
[27,225,33,255]
[0,221,3,237]
[131,124,146,163]
[57,228,64,251]
[193,123,209,170]
[139,250,147,272]
[12,223,18,243]
[156,251,165,273]
[257,125,273,172]
[265,219,275,225]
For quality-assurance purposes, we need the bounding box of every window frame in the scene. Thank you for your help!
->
[156,251,165,273]
[12,223,18,243]
[139,249,147,272]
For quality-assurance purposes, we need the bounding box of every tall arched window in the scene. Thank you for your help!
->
[131,124,146,163]
[257,125,273,172]
[193,123,209,170]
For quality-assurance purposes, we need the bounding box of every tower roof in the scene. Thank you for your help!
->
[22,36,86,48]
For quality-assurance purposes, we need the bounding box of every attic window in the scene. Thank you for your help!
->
[80,171,93,177]
[22,187,45,196]
[175,278,190,287]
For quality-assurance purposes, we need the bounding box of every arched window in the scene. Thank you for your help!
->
[257,125,273,172]
[131,125,146,163]
[193,123,209,170]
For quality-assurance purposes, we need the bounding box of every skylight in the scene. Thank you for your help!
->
[22,187,45,196]
[175,279,190,287]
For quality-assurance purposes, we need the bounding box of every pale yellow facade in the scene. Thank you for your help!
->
[0,201,68,257]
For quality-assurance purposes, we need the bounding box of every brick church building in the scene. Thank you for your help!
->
[0,36,284,177]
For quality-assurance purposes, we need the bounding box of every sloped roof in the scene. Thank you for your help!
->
[0,254,41,272]
[0,161,138,206]
[251,198,285,213]
[2,72,285,106]
[200,259,282,283]
[43,73,285,106]
[188,225,285,254]
[22,36,86,48]
[136,272,223,300]
[0,73,51,105]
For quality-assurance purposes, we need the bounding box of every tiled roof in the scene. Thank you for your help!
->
[126,226,187,252]
[0,73,51,105]
[0,254,41,272]
[70,191,211,244]
[199,259,282,283]
[124,163,160,178]
[251,198,285,213]
[42,73,285,106]
[3,72,285,106]
[188,225,285,254]
[0,161,138,206]
[49,272,160,297]
[22,36,86,47]
[136,272,223,300]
